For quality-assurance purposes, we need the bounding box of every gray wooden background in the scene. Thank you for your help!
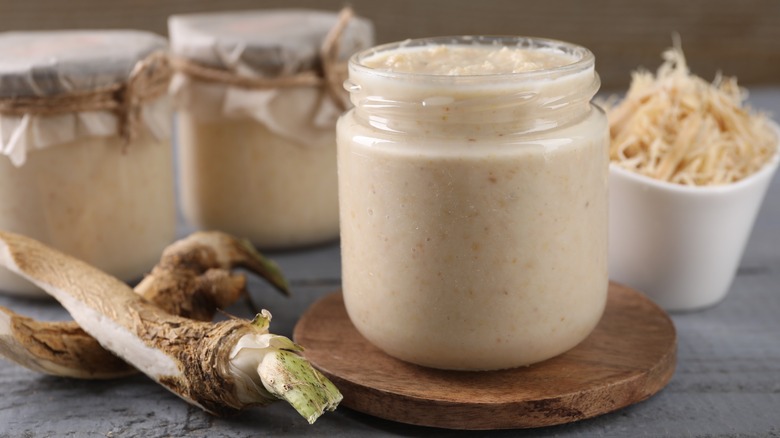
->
[2,0,780,90]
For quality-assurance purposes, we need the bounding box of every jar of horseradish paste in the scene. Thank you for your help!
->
[0,31,176,297]
[338,37,609,370]
[169,9,373,249]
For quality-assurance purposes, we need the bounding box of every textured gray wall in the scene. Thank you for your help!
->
[1,0,780,90]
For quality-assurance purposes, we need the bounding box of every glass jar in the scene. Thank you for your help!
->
[0,31,176,297]
[338,36,609,370]
[169,9,373,249]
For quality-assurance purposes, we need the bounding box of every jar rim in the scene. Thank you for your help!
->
[349,35,595,82]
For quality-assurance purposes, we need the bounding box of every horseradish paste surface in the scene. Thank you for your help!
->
[338,39,608,370]
[362,44,575,75]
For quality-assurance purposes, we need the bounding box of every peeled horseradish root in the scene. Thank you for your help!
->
[0,231,341,424]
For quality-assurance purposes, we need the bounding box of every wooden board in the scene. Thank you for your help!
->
[293,282,676,430]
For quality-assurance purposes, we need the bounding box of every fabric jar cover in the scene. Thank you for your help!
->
[0,30,171,167]
[168,9,374,148]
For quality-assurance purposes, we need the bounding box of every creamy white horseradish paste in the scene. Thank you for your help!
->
[338,39,609,370]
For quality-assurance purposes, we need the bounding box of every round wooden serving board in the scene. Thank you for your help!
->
[293,282,676,430]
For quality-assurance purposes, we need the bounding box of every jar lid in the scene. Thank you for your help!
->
[168,9,374,77]
[0,30,167,98]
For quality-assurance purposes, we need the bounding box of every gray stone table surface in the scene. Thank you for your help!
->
[2,89,780,438]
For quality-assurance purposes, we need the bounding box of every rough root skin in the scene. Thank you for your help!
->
[0,231,285,380]
[0,231,342,424]
[0,307,133,378]
[152,318,253,415]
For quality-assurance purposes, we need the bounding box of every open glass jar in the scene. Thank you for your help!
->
[338,36,609,370]
[0,30,176,297]
[169,9,373,249]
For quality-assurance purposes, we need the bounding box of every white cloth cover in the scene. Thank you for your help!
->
[0,30,171,166]
[168,9,374,147]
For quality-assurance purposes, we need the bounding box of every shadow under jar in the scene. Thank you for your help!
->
[338,36,609,371]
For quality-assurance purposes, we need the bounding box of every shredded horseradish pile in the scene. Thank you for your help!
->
[607,44,777,186]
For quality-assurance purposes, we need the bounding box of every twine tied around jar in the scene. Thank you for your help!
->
[169,7,355,111]
[0,51,172,145]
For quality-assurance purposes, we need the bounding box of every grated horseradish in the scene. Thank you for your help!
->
[607,44,778,186]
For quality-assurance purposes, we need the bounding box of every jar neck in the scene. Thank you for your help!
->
[346,37,600,136]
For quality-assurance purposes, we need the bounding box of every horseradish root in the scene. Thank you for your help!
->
[1,231,288,379]
[134,231,290,319]
[1,306,133,378]
[0,231,340,422]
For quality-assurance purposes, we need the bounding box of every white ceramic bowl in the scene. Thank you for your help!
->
[608,126,780,311]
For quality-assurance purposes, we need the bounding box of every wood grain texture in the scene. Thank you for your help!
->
[293,282,677,430]
[1,0,779,89]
